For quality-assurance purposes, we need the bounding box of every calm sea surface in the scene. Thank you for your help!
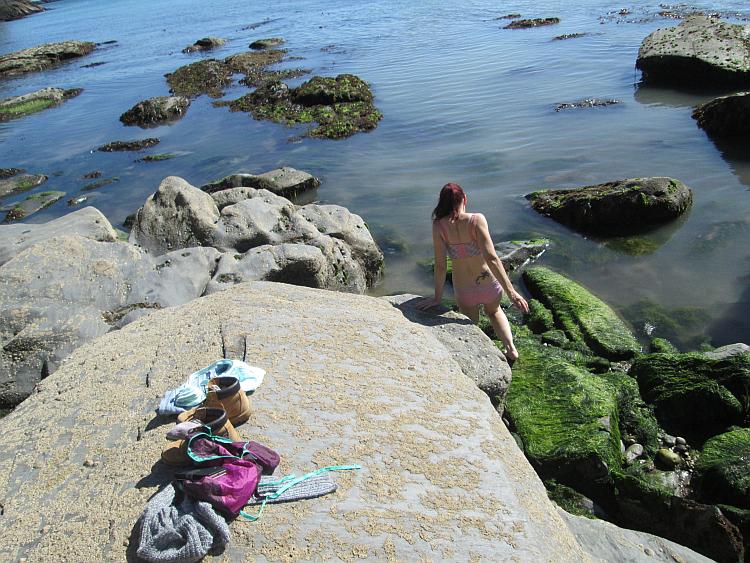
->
[2,0,750,347]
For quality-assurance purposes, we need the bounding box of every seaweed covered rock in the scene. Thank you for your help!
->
[0,172,46,199]
[224,74,382,139]
[200,167,321,198]
[693,92,750,139]
[694,428,750,509]
[97,138,160,152]
[166,59,233,98]
[0,40,95,78]
[249,37,284,50]
[505,334,622,496]
[504,18,560,29]
[522,267,640,360]
[527,177,692,236]
[0,87,82,121]
[636,16,750,87]
[0,0,43,21]
[119,96,190,127]
[630,352,750,443]
[2,191,64,223]
[527,299,555,334]
[609,371,660,455]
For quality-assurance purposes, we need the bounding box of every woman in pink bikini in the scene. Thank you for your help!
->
[417,183,529,362]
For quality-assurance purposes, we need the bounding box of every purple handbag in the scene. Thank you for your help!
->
[188,435,280,475]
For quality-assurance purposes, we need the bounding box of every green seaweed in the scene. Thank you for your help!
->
[527,299,554,333]
[695,428,750,508]
[166,59,233,98]
[544,480,597,519]
[608,371,660,455]
[137,153,176,162]
[0,98,55,120]
[523,267,640,360]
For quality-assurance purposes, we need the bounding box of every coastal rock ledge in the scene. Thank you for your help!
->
[0,283,710,561]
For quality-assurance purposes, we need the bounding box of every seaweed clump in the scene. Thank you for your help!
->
[222,74,382,139]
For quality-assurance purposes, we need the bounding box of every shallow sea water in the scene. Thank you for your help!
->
[2,0,750,347]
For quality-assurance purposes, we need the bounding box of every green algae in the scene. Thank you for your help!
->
[609,371,660,455]
[527,299,554,333]
[523,267,640,360]
[650,337,678,354]
[82,177,119,191]
[0,98,55,120]
[630,352,750,443]
[505,333,622,486]
[623,300,710,351]
[544,479,597,519]
[136,153,176,162]
[695,428,750,508]
[166,59,233,98]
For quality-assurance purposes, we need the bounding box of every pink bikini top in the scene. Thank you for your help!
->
[437,214,482,260]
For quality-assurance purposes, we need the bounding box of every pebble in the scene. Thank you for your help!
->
[644,547,654,557]
[674,444,687,453]
[41,526,50,534]
[624,443,644,465]
[83,459,96,467]
[656,448,681,469]
[661,434,676,447]
[675,436,686,446]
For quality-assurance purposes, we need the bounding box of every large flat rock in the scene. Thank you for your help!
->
[0,282,590,561]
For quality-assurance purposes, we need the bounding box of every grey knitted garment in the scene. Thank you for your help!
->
[137,483,231,563]
[247,473,337,505]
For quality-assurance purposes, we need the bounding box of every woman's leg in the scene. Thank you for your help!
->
[484,296,518,363]
[455,294,481,324]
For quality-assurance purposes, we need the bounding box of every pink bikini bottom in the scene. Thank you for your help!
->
[454,279,503,307]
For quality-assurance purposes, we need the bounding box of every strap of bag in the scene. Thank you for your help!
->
[239,464,361,521]
[186,429,261,463]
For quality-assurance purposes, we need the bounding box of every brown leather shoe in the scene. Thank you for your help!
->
[161,407,241,467]
[179,376,251,427]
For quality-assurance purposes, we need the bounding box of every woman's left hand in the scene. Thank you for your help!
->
[509,291,529,314]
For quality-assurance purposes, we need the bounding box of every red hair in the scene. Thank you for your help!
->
[432,183,466,221]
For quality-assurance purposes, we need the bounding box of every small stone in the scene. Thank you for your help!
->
[644,547,654,556]
[656,448,682,469]
[675,436,686,446]
[41,525,50,534]
[83,458,95,467]
[674,444,687,453]
[662,433,676,447]
[625,443,644,465]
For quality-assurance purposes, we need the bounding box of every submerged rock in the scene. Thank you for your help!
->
[182,37,226,54]
[201,167,321,198]
[0,168,25,179]
[0,173,46,199]
[527,177,693,236]
[249,37,285,49]
[81,177,118,191]
[504,18,560,29]
[119,96,190,127]
[0,87,82,121]
[522,267,640,360]
[2,191,64,223]
[630,351,750,443]
[553,33,588,40]
[97,138,160,152]
[693,91,750,138]
[223,74,382,139]
[694,428,750,508]
[0,0,43,21]
[636,16,750,86]
[0,206,116,266]
[128,176,383,291]
[554,98,621,111]
[0,40,95,79]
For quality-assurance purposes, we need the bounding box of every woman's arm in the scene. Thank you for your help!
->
[474,214,529,313]
[416,221,447,309]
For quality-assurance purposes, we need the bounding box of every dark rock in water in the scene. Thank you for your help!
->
[0,168,25,179]
[494,13,522,20]
[495,238,550,270]
[0,0,43,21]
[636,16,750,86]
[624,300,710,351]
[0,173,46,199]
[523,267,640,361]
[0,87,82,121]
[553,33,588,40]
[527,177,693,236]
[630,351,750,443]
[249,37,285,49]
[223,74,382,139]
[82,170,102,179]
[97,138,160,152]
[80,61,107,68]
[694,428,750,509]
[2,191,64,223]
[67,195,89,206]
[0,206,116,266]
[135,153,176,163]
[201,167,321,198]
[693,92,750,138]
[182,37,226,54]
[81,177,118,191]
[166,59,232,98]
[504,18,560,29]
[0,40,95,78]
[555,98,621,111]
[119,96,190,127]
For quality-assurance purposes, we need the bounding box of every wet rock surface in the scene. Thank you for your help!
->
[504,17,560,29]
[119,96,190,127]
[0,173,46,199]
[693,91,750,138]
[636,15,750,86]
[0,40,95,78]
[201,166,321,198]
[249,37,285,49]
[527,177,693,236]
[222,74,382,139]
[181,36,226,54]
[0,0,43,21]
[97,138,160,152]
[554,98,621,111]
[0,87,82,121]
[2,190,64,223]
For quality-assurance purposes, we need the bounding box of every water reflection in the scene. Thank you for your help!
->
[633,82,730,109]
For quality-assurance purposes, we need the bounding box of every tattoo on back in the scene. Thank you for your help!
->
[475,271,490,285]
